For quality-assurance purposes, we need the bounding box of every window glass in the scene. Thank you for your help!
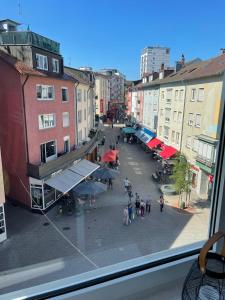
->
[62,88,69,102]
[52,58,59,73]
[38,114,56,129]
[198,88,204,101]
[62,112,69,127]
[36,54,48,70]
[36,85,54,100]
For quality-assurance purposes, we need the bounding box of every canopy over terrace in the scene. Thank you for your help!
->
[122,127,136,134]
[159,146,177,160]
[146,138,163,150]
[45,159,100,194]
[102,150,119,162]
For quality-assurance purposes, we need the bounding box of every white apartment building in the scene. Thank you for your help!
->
[142,84,159,132]
[140,47,170,78]
[94,73,110,116]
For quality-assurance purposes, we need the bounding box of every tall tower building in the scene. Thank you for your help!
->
[140,46,170,78]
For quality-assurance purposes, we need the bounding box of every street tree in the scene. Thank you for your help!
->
[170,153,192,208]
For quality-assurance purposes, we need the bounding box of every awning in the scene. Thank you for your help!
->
[146,138,162,149]
[45,169,84,194]
[122,127,136,134]
[159,146,177,160]
[69,159,99,177]
[135,130,153,143]
[45,159,100,193]
[102,150,119,162]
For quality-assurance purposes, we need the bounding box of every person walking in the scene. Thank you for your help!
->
[123,206,129,225]
[128,189,133,204]
[159,195,164,212]
[117,135,120,143]
[135,193,140,216]
[140,199,145,217]
[108,178,113,189]
[146,197,151,214]
[128,204,133,223]
[123,177,130,193]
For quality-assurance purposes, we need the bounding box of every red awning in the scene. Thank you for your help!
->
[146,138,162,149]
[159,146,177,159]
[102,150,119,162]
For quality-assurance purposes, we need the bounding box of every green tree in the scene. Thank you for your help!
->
[170,153,192,208]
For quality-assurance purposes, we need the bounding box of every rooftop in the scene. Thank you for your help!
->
[64,66,92,85]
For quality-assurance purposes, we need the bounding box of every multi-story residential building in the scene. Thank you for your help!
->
[64,67,96,145]
[140,46,170,78]
[0,148,6,243]
[0,22,99,212]
[100,69,125,112]
[94,72,110,117]
[156,54,225,198]
[181,55,225,197]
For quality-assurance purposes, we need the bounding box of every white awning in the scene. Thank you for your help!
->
[69,159,100,177]
[45,159,100,194]
[45,169,84,194]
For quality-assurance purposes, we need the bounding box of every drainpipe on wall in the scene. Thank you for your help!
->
[21,75,30,163]
[74,81,79,146]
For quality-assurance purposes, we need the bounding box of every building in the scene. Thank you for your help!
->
[156,54,225,198]
[64,67,96,145]
[100,69,125,114]
[94,72,110,117]
[0,148,6,243]
[0,21,99,211]
[140,46,170,78]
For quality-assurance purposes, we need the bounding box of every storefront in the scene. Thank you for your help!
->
[30,159,100,211]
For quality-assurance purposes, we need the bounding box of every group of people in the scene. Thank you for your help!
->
[123,177,165,226]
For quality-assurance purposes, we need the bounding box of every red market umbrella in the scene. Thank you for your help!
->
[102,150,119,162]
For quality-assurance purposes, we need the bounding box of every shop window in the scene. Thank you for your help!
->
[30,184,43,209]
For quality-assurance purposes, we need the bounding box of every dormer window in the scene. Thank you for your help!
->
[36,54,48,70]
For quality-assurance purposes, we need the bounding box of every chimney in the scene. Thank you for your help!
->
[220,48,225,55]
[175,61,182,72]
[181,54,185,65]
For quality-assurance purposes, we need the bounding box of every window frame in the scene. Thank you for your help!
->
[62,112,70,128]
[195,113,201,128]
[52,58,59,73]
[61,87,69,102]
[188,113,194,126]
[36,53,48,71]
[38,113,56,130]
[36,85,55,101]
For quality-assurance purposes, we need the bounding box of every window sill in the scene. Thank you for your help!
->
[0,242,204,300]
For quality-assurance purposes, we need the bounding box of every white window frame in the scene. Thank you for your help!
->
[36,53,48,70]
[38,114,56,130]
[195,113,201,128]
[63,136,70,153]
[188,113,194,126]
[61,87,69,102]
[179,89,184,101]
[36,85,55,101]
[198,88,204,102]
[77,89,82,102]
[40,139,57,163]
[191,88,197,101]
[52,58,59,73]
[78,110,82,123]
[62,112,70,128]
[178,111,182,123]
[186,136,192,148]
[175,132,180,145]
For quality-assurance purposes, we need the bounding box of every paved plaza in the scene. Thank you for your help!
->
[0,124,210,293]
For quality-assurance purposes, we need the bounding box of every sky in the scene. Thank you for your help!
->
[1,0,225,79]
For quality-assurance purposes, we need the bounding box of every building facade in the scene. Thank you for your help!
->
[64,67,96,145]
[140,46,170,78]
[0,21,99,212]
[100,69,125,107]
[0,148,6,243]
[94,72,110,117]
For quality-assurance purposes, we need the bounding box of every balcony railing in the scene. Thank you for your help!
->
[195,155,215,168]
[27,129,101,180]
[1,31,60,54]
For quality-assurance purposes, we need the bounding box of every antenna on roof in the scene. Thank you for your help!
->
[17,0,22,16]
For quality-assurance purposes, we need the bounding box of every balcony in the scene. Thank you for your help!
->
[0,31,60,54]
[195,155,215,173]
[27,129,101,180]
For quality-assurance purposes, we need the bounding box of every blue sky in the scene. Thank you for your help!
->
[1,0,225,79]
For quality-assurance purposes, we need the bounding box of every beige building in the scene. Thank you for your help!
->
[0,148,6,242]
[94,73,110,117]
[157,83,185,151]
[157,54,225,198]
[65,67,95,145]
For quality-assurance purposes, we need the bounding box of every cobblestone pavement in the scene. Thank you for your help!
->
[0,124,209,293]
